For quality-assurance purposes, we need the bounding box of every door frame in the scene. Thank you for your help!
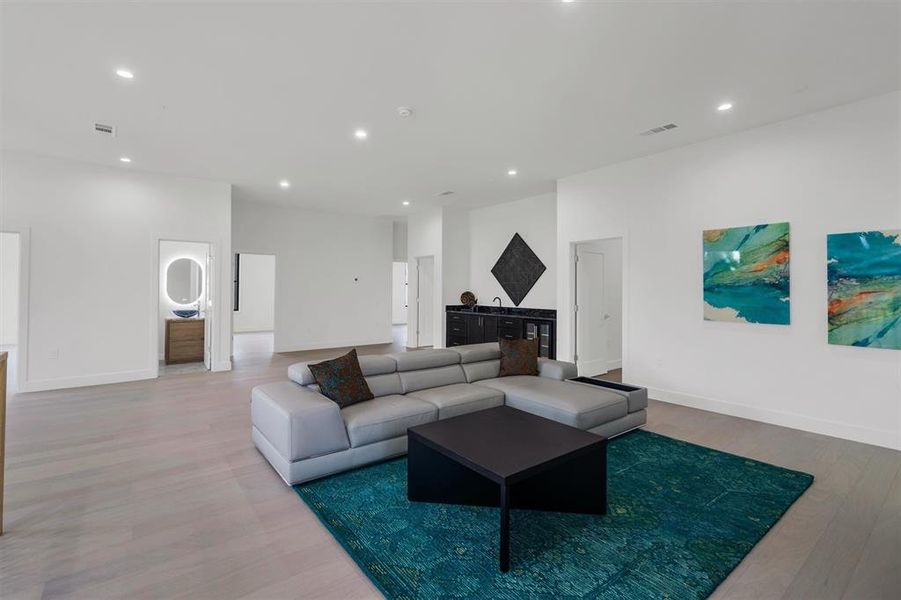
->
[414,255,435,348]
[574,245,608,375]
[0,227,30,392]
[152,235,220,377]
[570,235,628,377]
[231,251,277,335]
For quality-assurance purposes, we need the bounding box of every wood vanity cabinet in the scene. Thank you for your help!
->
[165,319,205,364]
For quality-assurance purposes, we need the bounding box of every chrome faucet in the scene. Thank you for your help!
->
[493,296,502,308]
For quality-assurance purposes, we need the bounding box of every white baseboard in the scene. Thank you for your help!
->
[212,360,232,372]
[649,386,901,451]
[274,337,395,353]
[22,368,157,393]
[577,357,622,376]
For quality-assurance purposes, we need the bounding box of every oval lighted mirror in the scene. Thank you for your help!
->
[166,258,203,304]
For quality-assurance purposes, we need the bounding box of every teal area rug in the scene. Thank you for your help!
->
[293,430,812,599]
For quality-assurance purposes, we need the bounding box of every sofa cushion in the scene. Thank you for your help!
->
[289,353,397,386]
[499,338,539,377]
[287,362,316,386]
[478,376,627,429]
[537,358,578,381]
[307,349,374,408]
[341,395,438,447]
[399,364,466,393]
[408,383,505,419]
[364,372,403,398]
[462,359,500,383]
[451,342,501,364]
[390,348,460,372]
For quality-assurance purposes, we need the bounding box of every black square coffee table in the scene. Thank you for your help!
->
[407,406,607,572]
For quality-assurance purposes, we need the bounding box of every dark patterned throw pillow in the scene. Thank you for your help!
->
[498,338,539,377]
[307,349,374,408]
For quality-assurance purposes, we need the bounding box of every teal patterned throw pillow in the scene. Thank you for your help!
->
[308,349,374,408]
[498,338,539,377]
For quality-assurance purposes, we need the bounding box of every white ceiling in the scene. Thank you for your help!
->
[2,1,898,216]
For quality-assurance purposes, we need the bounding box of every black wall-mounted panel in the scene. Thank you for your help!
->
[490,233,546,306]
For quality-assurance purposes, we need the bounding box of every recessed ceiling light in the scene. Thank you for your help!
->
[119,157,131,163]
[354,129,368,140]
[562,0,575,3]
[116,68,134,79]
[402,201,410,206]
[279,180,290,189]
[717,102,733,112]
[507,169,518,176]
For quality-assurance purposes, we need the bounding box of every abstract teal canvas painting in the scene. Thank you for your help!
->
[827,230,901,349]
[703,222,791,324]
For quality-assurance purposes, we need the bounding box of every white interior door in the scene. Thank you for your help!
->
[416,256,434,347]
[576,247,608,376]
[391,261,408,325]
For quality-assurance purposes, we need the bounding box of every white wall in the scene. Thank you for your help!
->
[557,92,901,450]
[406,196,557,348]
[233,253,276,333]
[469,193,557,309]
[442,208,471,309]
[1,151,233,391]
[391,262,408,325]
[0,232,20,346]
[407,208,443,348]
[159,240,210,359]
[232,198,393,352]
[392,220,408,262]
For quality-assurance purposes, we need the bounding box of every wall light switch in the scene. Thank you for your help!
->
[48,349,59,359]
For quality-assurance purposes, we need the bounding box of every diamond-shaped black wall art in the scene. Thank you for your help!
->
[491,233,546,306]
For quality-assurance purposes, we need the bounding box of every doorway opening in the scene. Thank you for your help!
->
[159,240,212,376]
[574,238,623,379]
[414,256,435,348]
[391,261,408,347]
[232,252,276,360]
[0,232,21,393]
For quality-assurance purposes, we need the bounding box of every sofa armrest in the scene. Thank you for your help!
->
[538,358,578,380]
[251,382,350,462]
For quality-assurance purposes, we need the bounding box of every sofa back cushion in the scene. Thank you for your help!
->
[399,364,466,393]
[289,354,397,386]
[452,342,501,364]
[462,359,501,383]
[391,349,460,372]
[365,373,403,397]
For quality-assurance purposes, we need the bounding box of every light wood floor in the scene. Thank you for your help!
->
[1,339,898,599]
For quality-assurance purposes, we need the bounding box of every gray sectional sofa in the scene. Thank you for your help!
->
[251,342,647,485]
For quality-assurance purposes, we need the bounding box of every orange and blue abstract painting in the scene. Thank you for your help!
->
[703,222,790,324]
[827,230,901,349]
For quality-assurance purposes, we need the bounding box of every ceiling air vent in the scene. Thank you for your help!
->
[639,122,678,137]
[94,122,116,137]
